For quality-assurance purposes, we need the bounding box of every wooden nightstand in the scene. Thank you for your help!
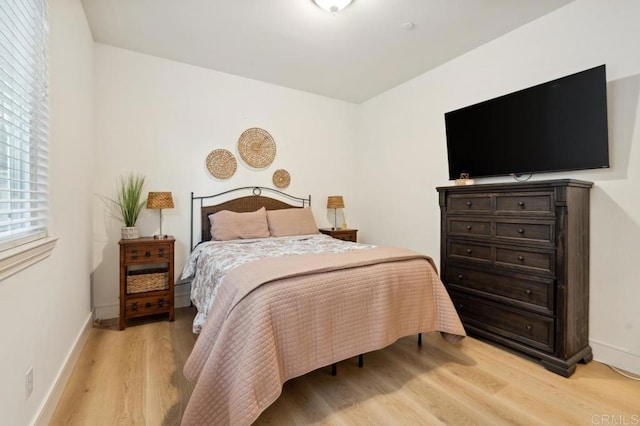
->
[119,237,175,330]
[319,228,358,242]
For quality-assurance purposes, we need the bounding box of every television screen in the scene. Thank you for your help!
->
[444,65,609,180]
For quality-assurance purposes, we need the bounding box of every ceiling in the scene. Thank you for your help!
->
[81,0,573,104]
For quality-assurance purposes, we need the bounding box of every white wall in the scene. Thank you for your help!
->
[0,0,94,424]
[92,44,359,319]
[356,0,640,374]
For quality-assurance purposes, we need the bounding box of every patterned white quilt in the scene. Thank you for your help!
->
[181,234,373,333]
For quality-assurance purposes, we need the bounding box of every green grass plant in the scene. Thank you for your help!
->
[116,173,146,227]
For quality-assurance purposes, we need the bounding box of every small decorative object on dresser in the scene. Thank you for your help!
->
[437,179,593,377]
[146,191,174,239]
[119,237,175,330]
[319,228,357,242]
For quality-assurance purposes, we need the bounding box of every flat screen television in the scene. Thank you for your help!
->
[444,65,609,180]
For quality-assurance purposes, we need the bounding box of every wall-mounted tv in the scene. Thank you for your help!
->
[444,65,609,180]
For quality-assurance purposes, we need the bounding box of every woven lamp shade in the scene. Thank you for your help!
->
[147,192,174,209]
[327,196,345,209]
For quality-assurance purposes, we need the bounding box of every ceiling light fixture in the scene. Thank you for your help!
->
[312,0,354,14]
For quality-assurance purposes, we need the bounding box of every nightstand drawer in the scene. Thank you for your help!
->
[334,232,357,242]
[125,294,171,318]
[124,244,171,263]
[318,228,358,242]
[126,268,169,294]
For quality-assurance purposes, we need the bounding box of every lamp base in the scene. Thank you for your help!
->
[153,234,170,239]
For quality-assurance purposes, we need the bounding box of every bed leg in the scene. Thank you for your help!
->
[331,363,337,376]
[358,354,364,368]
[418,333,422,346]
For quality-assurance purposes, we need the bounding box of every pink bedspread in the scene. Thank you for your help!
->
[182,246,465,425]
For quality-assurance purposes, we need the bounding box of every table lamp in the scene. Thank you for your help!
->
[326,196,345,230]
[147,192,174,239]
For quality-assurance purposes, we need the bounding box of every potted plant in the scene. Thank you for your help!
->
[115,173,146,239]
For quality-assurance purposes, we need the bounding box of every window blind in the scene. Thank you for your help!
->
[0,0,49,251]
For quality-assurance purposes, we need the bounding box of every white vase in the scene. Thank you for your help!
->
[121,226,139,240]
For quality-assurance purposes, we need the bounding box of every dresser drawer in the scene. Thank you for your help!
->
[448,219,491,237]
[448,241,492,263]
[448,195,492,213]
[446,264,553,314]
[124,244,171,263]
[495,247,554,274]
[450,291,554,353]
[495,193,554,214]
[495,221,554,244]
[125,293,171,318]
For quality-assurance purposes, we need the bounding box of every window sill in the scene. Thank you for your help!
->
[0,237,59,282]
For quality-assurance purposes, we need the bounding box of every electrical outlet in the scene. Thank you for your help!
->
[25,367,33,399]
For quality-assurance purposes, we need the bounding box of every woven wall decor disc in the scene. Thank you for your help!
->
[206,149,237,179]
[272,169,291,188]
[237,127,276,169]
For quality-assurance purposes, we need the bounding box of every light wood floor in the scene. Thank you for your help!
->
[51,307,640,425]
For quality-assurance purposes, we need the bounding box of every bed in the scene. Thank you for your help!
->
[181,187,465,425]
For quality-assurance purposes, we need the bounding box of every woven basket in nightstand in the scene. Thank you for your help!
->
[127,268,169,294]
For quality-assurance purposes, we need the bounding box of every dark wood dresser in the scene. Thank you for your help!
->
[437,179,592,376]
[119,237,175,330]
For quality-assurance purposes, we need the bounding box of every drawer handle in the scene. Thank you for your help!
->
[518,201,525,208]
[131,250,137,259]
[525,324,532,331]
[158,298,165,307]
[517,255,524,261]
[517,228,525,234]
[145,251,151,258]
[131,302,138,311]
[457,274,463,280]
[465,248,472,254]
[525,289,532,295]
[466,225,472,231]
[466,201,472,207]
[145,302,152,308]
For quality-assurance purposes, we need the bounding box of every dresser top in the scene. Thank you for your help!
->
[436,178,593,193]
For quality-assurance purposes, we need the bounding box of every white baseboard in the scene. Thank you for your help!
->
[175,285,191,308]
[94,303,119,320]
[591,339,640,375]
[32,311,93,426]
